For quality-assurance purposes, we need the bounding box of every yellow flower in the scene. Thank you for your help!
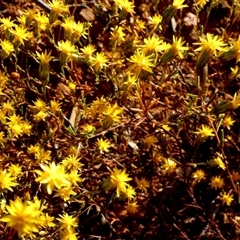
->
[162,124,171,131]
[68,82,76,92]
[2,101,15,115]
[135,177,150,191]
[162,158,177,174]
[57,213,78,231]
[61,17,75,37]
[0,70,8,87]
[131,36,141,49]
[28,196,47,212]
[222,36,240,63]
[54,186,77,201]
[103,103,124,125]
[49,0,69,14]
[7,114,22,125]
[36,50,52,65]
[231,36,240,63]
[34,12,49,31]
[192,169,206,182]
[161,36,188,63]
[124,185,136,200]
[222,115,235,129]
[10,25,31,46]
[61,230,78,240]
[82,124,95,133]
[229,66,240,80]
[219,192,234,206]
[0,17,15,32]
[81,44,96,60]
[126,201,138,214]
[195,0,209,8]
[163,0,188,21]
[28,144,41,155]
[171,36,189,58]
[62,19,89,42]
[194,33,227,68]
[172,0,188,9]
[35,162,70,194]
[135,18,146,31]
[50,100,61,114]
[88,96,107,117]
[68,170,82,186]
[195,124,215,138]
[128,49,155,75]
[149,14,162,30]
[7,164,22,177]
[0,131,6,144]
[33,111,48,122]
[0,169,18,191]
[34,148,51,163]
[194,33,227,55]
[210,176,224,189]
[57,40,77,65]
[109,167,132,197]
[73,22,89,41]
[214,156,226,170]
[123,73,137,90]
[0,197,41,237]
[140,35,169,55]
[61,155,83,171]
[40,213,56,228]
[7,123,23,138]
[89,52,108,72]
[23,8,37,25]
[36,51,52,80]
[97,138,112,153]
[49,0,69,23]
[0,39,14,59]
[0,110,6,124]
[110,26,126,43]
[230,93,240,109]
[16,15,26,27]
[32,99,48,112]
[21,120,32,135]
[68,146,78,155]
[113,0,135,14]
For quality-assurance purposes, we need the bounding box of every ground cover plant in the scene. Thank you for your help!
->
[0,0,239,239]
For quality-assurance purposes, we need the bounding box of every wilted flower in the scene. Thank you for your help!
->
[210,176,224,189]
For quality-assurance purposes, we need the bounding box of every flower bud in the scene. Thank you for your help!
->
[36,51,52,81]
[196,48,213,69]
[162,6,177,22]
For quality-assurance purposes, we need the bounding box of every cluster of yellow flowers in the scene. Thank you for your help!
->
[0,196,79,238]
[0,0,239,238]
